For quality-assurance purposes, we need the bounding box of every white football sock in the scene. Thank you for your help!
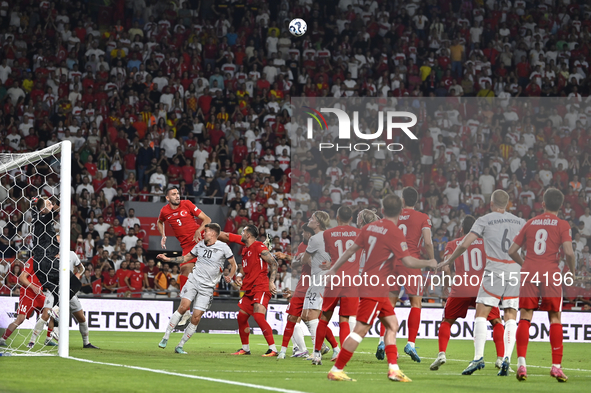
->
[473,317,487,360]
[242,344,250,352]
[178,323,198,347]
[164,311,183,340]
[389,364,400,371]
[348,316,356,334]
[504,319,517,362]
[79,321,90,345]
[29,317,47,344]
[292,322,307,352]
[305,319,319,349]
[379,336,384,344]
[269,344,277,352]
[280,346,287,353]
[517,357,526,367]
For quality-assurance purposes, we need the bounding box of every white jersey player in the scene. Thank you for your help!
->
[157,223,237,354]
[301,211,336,358]
[439,190,525,376]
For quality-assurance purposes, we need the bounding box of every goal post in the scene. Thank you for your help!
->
[0,141,71,357]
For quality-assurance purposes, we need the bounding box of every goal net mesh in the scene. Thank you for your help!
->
[0,143,70,356]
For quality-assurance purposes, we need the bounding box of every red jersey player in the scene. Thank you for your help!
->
[312,207,379,365]
[157,186,211,290]
[278,225,315,358]
[219,225,279,356]
[326,195,437,382]
[430,215,504,372]
[379,186,434,363]
[508,188,575,382]
[0,258,45,346]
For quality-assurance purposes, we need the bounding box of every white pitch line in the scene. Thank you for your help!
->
[67,357,310,393]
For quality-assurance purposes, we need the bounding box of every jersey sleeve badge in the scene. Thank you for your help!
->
[401,242,408,251]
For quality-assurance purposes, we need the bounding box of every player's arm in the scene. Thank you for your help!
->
[401,255,437,269]
[225,256,237,284]
[234,263,245,287]
[143,270,150,288]
[327,243,361,275]
[219,231,245,245]
[157,218,167,249]
[290,252,303,270]
[508,242,525,266]
[18,271,42,295]
[437,232,478,269]
[422,227,435,260]
[124,275,132,288]
[562,240,576,275]
[261,249,278,295]
[157,251,196,264]
[194,210,211,242]
[302,250,312,266]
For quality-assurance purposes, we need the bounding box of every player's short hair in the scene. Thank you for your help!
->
[402,187,419,207]
[382,194,403,217]
[205,223,221,235]
[244,224,259,238]
[461,215,476,235]
[543,188,564,212]
[357,209,380,227]
[491,189,509,209]
[312,211,330,230]
[166,186,179,196]
[35,196,49,210]
[337,206,353,222]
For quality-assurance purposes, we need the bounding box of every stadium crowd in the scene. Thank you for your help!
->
[0,0,591,308]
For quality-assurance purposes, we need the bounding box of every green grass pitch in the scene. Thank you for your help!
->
[1,332,590,393]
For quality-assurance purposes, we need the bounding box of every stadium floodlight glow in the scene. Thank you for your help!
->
[0,141,71,358]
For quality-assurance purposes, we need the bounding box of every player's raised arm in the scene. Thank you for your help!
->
[508,242,525,266]
[157,251,196,265]
[261,249,278,295]
[437,232,478,269]
[401,255,438,269]
[157,218,167,249]
[194,210,211,242]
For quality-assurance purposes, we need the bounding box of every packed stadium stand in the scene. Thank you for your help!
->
[0,0,591,309]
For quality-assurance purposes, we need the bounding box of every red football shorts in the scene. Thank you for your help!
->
[390,265,424,297]
[322,296,359,316]
[444,297,501,320]
[181,245,198,267]
[356,297,395,325]
[519,280,563,312]
[238,290,271,315]
[286,295,305,317]
[18,292,46,319]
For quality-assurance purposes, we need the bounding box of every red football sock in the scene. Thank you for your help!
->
[516,320,530,358]
[253,313,275,346]
[47,327,53,338]
[237,311,250,345]
[282,320,296,348]
[339,321,350,347]
[385,344,398,364]
[408,307,421,343]
[334,348,354,370]
[550,323,563,365]
[324,322,338,348]
[380,323,386,337]
[315,319,327,351]
[178,274,188,290]
[2,326,14,340]
[438,321,451,353]
[493,322,505,357]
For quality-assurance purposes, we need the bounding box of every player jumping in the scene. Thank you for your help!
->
[439,190,525,376]
[158,186,211,325]
[377,187,434,363]
[219,225,279,356]
[312,207,379,365]
[430,215,504,371]
[508,188,574,382]
[157,223,237,354]
[326,195,437,382]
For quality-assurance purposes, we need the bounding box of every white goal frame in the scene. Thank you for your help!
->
[0,141,71,357]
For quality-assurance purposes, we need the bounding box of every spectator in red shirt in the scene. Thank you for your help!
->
[143,259,160,291]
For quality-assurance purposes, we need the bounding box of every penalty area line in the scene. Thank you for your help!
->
[67,357,310,393]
